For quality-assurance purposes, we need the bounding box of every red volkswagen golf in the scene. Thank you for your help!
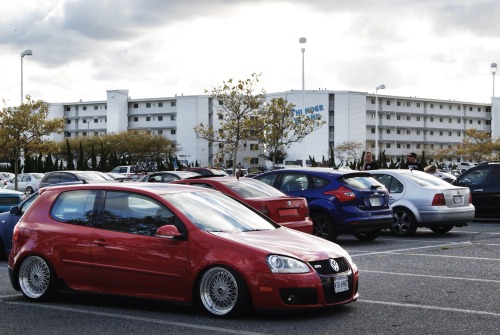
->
[9,183,358,317]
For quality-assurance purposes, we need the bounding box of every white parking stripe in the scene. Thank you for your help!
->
[384,253,500,261]
[6,301,267,335]
[361,270,500,283]
[351,242,472,257]
[361,299,500,317]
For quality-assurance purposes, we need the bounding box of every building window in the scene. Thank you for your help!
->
[386,129,391,134]
[66,106,71,111]
[94,119,98,123]
[397,129,401,134]
[439,104,443,109]
[406,116,410,121]
[478,120,481,124]
[371,98,375,104]
[449,105,452,110]
[478,107,481,112]
[449,131,452,136]
[406,144,410,149]
[430,131,434,135]
[66,119,71,124]
[458,106,461,110]
[397,115,401,120]
[83,106,87,111]
[416,130,420,135]
[218,100,223,105]
[430,104,434,108]
[469,107,473,111]
[146,103,151,108]
[416,144,421,149]
[94,106,98,110]
[82,119,87,124]
[430,117,434,122]
[386,115,390,120]
[134,103,138,108]
[417,103,421,107]
[218,114,223,120]
[406,102,410,107]
[134,117,138,122]
[371,128,375,134]
[406,130,410,134]
[469,119,473,124]
[439,118,443,122]
[439,131,443,136]
[449,118,452,123]
[171,129,176,135]
[170,101,176,107]
[250,144,259,150]
[158,130,163,135]
[250,158,259,164]
[397,144,401,148]
[157,116,162,121]
[386,143,391,148]
[146,116,151,121]
[417,116,420,121]
[171,115,176,121]
[158,102,163,107]
[82,132,87,137]
[457,119,461,123]
[397,101,401,106]
[386,100,391,106]
[65,132,71,137]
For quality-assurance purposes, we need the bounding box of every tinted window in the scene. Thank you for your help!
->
[222,179,285,198]
[372,174,403,193]
[51,190,99,225]
[60,172,79,183]
[458,167,491,186]
[46,172,61,183]
[255,173,278,186]
[102,191,175,236]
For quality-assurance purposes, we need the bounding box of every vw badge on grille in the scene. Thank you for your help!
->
[329,258,339,272]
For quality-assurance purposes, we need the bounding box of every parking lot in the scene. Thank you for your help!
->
[0,221,499,335]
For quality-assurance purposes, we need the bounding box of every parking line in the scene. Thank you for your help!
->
[384,253,500,261]
[6,301,267,335]
[361,299,500,317]
[361,269,500,283]
[350,241,472,257]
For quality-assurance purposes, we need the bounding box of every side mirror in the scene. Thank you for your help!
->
[10,206,21,215]
[156,225,184,239]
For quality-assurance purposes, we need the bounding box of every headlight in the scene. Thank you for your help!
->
[266,255,310,274]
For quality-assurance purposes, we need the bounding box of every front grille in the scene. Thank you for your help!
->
[309,257,350,275]
[0,196,20,205]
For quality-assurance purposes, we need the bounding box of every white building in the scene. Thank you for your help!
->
[48,89,497,169]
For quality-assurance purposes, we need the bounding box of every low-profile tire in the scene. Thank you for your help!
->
[198,266,250,318]
[354,229,381,241]
[311,212,337,241]
[26,186,34,194]
[429,225,454,234]
[391,207,417,237]
[18,256,57,301]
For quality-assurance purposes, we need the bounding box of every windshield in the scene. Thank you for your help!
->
[77,172,112,181]
[222,179,285,198]
[162,190,277,232]
[403,171,452,187]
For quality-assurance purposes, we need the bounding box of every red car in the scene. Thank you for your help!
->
[172,177,313,234]
[8,183,358,317]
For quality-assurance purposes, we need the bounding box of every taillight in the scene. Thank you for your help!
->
[432,193,446,206]
[324,186,356,202]
[469,193,472,204]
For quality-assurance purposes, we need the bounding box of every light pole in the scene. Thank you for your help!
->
[375,84,385,159]
[492,63,497,97]
[299,37,307,166]
[21,49,33,104]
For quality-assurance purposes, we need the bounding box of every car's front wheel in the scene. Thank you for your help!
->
[18,256,57,301]
[311,212,337,241]
[429,225,454,234]
[198,266,250,318]
[391,207,417,236]
[26,186,34,194]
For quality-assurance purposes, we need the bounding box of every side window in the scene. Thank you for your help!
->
[311,175,329,189]
[458,167,491,186]
[147,174,163,182]
[51,190,99,225]
[280,174,309,192]
[46,173,61,183]
[189,183,216,190]
[60,173,79,183]
[102,191,176,236]
[255,174,277,186]
[162,175,177,182]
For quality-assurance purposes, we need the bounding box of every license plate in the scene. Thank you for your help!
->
[369,197,381,206]
[334,275,349,293]
[453,195,463,204]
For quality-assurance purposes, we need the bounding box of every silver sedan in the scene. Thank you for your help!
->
[370,169,475,236]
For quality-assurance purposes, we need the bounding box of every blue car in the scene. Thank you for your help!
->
[253,168,394,241]
[0,193,37,259]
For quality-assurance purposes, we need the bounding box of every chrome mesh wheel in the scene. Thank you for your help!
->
[199,267,238,316]
[18,256,52,299]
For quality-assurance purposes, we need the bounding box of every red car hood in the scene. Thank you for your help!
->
[212,227,349,262]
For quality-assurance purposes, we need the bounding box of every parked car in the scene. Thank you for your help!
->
[172,177,313,233]
[253,168,394,241]
[39,171,115,188]
[110,165,138,177]
[5,173,44,194]
[8,183,359,317]
[0,189,25,213]
[370,169,475,236]
[106,172,136,182]
[0,193,38,259]
[136,171,200,182]
[225,168,249,177]
[184,167,229,176]
[0,173,15,188]
[454,161,500,218]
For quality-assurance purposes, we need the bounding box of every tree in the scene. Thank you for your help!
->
[259,97,325,169]
[0,96,65,190]
[334,141,365,167]
[194,73,266,171]
[455,129,498,162]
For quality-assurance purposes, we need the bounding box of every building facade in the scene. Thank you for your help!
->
[48,89,496,169]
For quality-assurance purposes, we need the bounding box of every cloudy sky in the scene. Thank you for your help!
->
[1,0,499,107]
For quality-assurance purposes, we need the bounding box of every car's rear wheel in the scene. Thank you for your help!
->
[429,225,454,234]
[198,266,250,318]
[26,186,34,194]
[18,256,57,301]
[391,207,417,236]
[311,212,337,241]
[354,229,381,241]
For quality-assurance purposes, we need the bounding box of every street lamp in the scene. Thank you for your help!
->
[299,37,307,166]
[492,63,497,98]
[374,84,385,159]
[21,49,33,104]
